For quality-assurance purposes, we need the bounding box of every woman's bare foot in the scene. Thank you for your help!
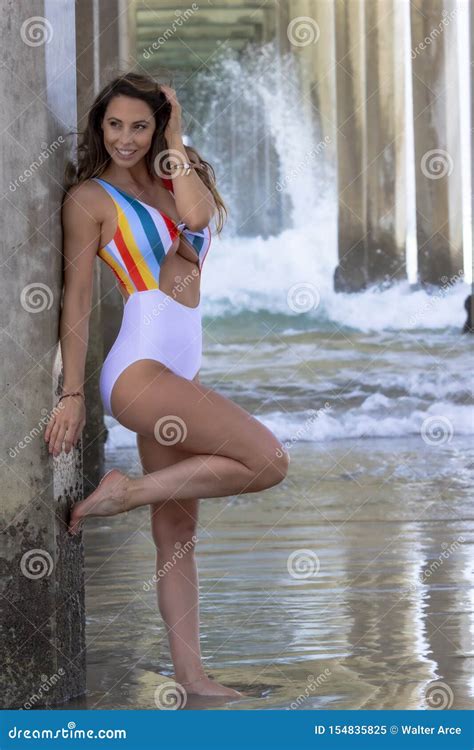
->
[68,469,130,536]
[175,672,244,698]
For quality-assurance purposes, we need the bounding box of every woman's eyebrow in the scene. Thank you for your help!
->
[106,116,150,124]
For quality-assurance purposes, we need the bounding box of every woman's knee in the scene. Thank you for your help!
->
[247,439,290,490]
[151,504,199,550]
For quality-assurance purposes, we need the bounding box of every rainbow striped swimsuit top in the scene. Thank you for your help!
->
[92,176,212,297]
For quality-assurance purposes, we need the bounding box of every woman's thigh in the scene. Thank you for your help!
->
[111,360,287,476]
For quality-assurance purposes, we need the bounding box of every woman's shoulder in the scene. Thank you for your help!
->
[64,177,103,202]
[63,178,108,222]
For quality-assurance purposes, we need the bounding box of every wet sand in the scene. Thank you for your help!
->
[65,435,473,710]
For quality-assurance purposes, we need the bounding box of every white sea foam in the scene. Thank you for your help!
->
[261,401,474,443]
[202,230,470,331]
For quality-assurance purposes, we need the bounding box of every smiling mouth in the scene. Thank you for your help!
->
[115,148,137,156]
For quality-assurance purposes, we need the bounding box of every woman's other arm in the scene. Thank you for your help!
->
[60,183,101,393]
[45,183,101,455]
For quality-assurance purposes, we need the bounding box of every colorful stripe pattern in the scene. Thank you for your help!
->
[93,177,212,296]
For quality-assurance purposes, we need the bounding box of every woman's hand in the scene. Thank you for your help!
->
[44,395,86,457]
[161,84,183,143]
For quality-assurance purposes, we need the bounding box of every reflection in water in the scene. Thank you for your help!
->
[64,438,472,710]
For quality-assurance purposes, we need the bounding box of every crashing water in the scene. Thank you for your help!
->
[106,42,473,447]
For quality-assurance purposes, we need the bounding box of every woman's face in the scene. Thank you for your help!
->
[101,95,156,166]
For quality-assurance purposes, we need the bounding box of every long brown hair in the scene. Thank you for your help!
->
[64,71,227,234]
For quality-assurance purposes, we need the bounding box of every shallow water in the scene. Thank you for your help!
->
[66,286,474,711]
[65,435,473,711]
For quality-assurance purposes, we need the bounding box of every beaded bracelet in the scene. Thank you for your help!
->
[57,391,85,404]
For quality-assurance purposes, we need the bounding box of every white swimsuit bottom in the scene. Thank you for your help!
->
[100,289,202,419]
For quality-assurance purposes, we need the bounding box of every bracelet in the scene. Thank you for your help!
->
[57,391,85,404]
[169,162,193,176]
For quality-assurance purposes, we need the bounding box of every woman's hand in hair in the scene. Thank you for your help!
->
[161,84,183,144]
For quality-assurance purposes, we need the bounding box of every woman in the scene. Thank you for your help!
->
[45,72,289,698]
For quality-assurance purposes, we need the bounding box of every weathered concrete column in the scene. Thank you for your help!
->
[410,0,464,285]
[364,0,407,285]
[308,0,337,158]
[282,0,336,151]
[276,0,292,55]
[75,0,132,484]
[0,0,86,707]
[76,0,106,491]
[90,0,131,376]
[98,0,122,86]
[333,0,368,292]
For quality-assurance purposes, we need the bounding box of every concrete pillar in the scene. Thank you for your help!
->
[1,0,86,707]
[333,0,368,292]
[83,0,130,378]
[364,0,407,285]
[76,0,98,124]
[285,0,320,127]
[75,0,105,491]
[410,0,464,285]
[98,0,121,86]
[75,0,132,485]
[308,0,337,157]
[276,0,292,55]
[280,0,338,188]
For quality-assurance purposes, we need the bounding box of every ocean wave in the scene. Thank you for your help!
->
[261,402,474,443]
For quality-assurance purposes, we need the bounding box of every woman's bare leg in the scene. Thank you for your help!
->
[138,433,203,682]
[69,363,289,530]
[138,432,241,696]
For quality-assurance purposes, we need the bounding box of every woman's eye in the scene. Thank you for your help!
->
[109,122,145,130]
